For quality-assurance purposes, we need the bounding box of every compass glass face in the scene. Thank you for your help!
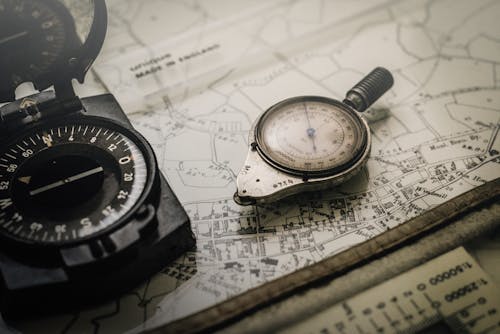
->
[256,97,367,176]
[0,120,150,245]
[0,0,79,89]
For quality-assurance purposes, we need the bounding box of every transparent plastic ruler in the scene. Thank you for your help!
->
[284,247,500,334]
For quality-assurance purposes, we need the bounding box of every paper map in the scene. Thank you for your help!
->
[13,0,500,333]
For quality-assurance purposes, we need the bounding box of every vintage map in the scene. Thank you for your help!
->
[12,0,500,333]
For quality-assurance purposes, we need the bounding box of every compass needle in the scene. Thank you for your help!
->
[303,102,318,151]
[29,166,104,196]
[0,31,28,45]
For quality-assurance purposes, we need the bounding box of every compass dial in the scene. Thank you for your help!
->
[255,97,368,177]
[0,119,152,245]
[0,0,78,88]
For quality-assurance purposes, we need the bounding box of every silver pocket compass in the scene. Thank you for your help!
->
[235,67,394,205]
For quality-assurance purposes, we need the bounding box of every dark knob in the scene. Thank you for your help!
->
[343,67,394,112]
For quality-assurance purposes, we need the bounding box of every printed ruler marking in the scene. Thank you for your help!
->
[284,247,500,334]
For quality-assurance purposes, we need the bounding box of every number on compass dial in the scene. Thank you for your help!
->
[256,99,366,175]
[0,122,148,244]
[0,0,77,85]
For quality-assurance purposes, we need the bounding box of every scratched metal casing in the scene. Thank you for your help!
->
[235,96,371,205]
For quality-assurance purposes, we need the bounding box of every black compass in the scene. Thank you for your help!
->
[0,0,79,92]
[0,0,195,319]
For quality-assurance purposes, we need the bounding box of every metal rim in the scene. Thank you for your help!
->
[254,95,370,179]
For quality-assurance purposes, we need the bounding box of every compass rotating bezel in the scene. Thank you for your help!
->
[0,115,160,248]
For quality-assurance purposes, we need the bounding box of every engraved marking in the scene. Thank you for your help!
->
[14,225,23,235]
[18,176,31,184]
[0,198,13,209]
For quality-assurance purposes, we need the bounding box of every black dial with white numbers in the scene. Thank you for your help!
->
[0,118,153,246]
[0,0,79,91]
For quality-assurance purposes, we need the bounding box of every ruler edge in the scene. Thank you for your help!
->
[149,178,500,334]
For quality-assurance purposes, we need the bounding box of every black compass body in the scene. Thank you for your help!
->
[0,0,194,318]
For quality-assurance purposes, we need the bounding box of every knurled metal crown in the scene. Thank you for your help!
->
[343,67,394,112]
